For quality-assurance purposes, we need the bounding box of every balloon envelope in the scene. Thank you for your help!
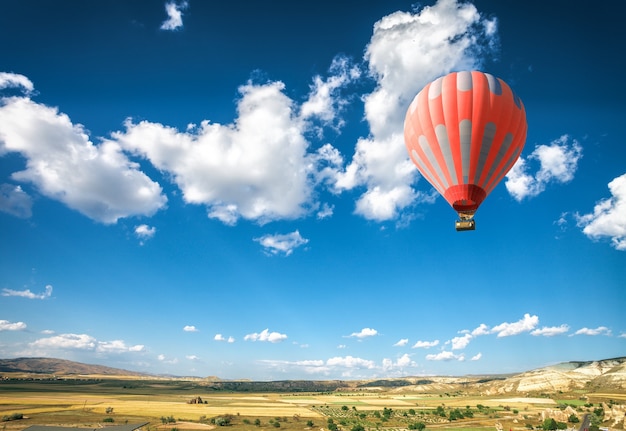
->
[403,71,527,218]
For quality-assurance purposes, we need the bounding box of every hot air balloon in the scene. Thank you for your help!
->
[403,70,527,231]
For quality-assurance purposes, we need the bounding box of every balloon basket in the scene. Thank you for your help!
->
[455,219,476,231]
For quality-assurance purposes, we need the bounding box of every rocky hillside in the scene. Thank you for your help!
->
[478,357,626,394]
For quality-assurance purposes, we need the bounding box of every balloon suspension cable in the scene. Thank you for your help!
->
[455,211,476,231]
[457,211,476,221]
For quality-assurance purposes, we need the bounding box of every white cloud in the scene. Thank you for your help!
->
[393,338,409,347]
[97,340,145,353]
[450,333,472,350]
[326,355,376,369]
[425,350,464,361]
[348,328,378,339]
[31,333,97,350]
[2,284,52,299]
[255,230,308,256]
[531,324,569,337]
[135,224,156,243]
[160,1,188,31]
[183,325,198,332]
[157,354,179,364]
[491,313,539,337]
[186,355,199,360]
[0,319,27,331]
[0,72,34,94]
[412,339,439,349]
[29,333,144,354]
[471,353,482,361]
[333,0,498,221]
[505,135,582,201]
[0,184,32,218]
[0,96,167,224]
[382,353,416,371]
[471,323,490,336]
[300,55,361,130]
[576,173,626,250]
[214,334,235,343]
[244,328,287,343]
[573,326,611,336]
[115,82,313,225]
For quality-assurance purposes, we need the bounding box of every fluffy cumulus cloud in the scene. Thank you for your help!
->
[214,334,235,343]
[573,326,611,336]
[505,135,582,201]
[0,85,167,224]
[2,284,52,299]
[160,1,188,31]
[113,78,349,226]
[0,72,34,94]
[183,325,198,332]
[576,173,626,250]
[0,319,27,331]
[254,230,308,256]
[382,353,417,372]
[531,324,570,337]
[244,328,287,343]
[326,355,376,369]
[491,313,539,337]
[135,224,156,243]
[393,338,409,347]
[29,333,144,354]
[412,339,439,349]
[333,0,498,220]
[97,340,145,353]
[348,328,378,339]
[449,333,472,350]
[425,350,464,361]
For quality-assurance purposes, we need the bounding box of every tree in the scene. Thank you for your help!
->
[568,414,579,423]
[351,425,365,431]
[409,422,426,431]
[306,420,314,427]
[542,418,557,430]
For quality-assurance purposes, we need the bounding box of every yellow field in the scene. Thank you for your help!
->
[0,380,623,431]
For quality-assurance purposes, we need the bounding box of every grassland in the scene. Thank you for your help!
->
[0,378,622,431]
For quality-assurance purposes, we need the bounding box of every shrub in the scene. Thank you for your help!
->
[103,417,115,423]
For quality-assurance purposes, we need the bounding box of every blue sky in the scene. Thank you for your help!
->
[0,0,624,380]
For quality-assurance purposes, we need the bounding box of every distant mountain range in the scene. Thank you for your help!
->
[1,356,625,393]
[0,357,145,377]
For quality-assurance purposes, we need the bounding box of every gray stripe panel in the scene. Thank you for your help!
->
[419,135,449,189]
[412,149,445,194]
[459,119,472,183]
[435,125,458,185]
[483,133,513,187]
[475,122,497,184]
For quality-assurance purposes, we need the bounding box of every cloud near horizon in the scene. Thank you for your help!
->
[28,333,144,354]
[244,329,287,343]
